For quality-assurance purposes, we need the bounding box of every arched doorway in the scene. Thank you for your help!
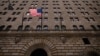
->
[30,48,47,56]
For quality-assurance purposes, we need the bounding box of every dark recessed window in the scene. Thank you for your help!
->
[90,17,95,21]
[61,25,66,30]
[4,7,8,10]
[73,25,78,30]
[55,25,59,30]
[0,17,1,19]
[0,25,5,31]
[82,38,90,44]
[43,25,48,30]
[0,12,2,15]
[12,12,16,15]
[7,17,12,21]
[97,25,100,30]
[91,25,97,30]
[54,17,58,21]
[24,25,30,31]
[79,25,85,30]
[5,25,12,31]
[60,17,63,21]
[17,12,21,15]
[36,25,42,30]
[3,12,7,15]
[85,17,90,21]
[44,17,48,21]
[38,17,42,21]
[18,25,23,31]
[12,17,17,21]
[70,17,74,21]
[23,17,27,21]
[28,17,32,21]
[0,4,4,6]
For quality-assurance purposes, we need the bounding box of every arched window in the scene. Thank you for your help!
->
[36,25,41,30]
[54,17,58,21]
[24,25,30,31]
[18,25,23,31]
[61,25,66,30]
[0,25,5,31]
[5,25,12,31]
[91,25,96,30]
[55,25,59,30]
[97,25,100,30]
[73,25,78,30]
[79,25,84,30]
[43,25,48,30]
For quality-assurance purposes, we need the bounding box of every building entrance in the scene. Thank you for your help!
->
[30,48,47,56]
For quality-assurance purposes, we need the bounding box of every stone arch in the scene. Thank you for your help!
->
[21,39,56,56]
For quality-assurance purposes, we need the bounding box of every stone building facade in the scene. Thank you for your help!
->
[0,0,100,56]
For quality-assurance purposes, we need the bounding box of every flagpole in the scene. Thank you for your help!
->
[22,12,24,30]
[59,13,62,31]
[41,9,43,31]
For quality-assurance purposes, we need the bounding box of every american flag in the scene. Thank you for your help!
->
[29,8,42,17]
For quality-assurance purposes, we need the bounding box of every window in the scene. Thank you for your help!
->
[70,17,74,21]
[3,12,7,15]
[18,25,23,31]
[54,17,58,21]
[16,7,24,10]
[70,17,79,21]
[85,17,90,21]
[94,12,100,15]
[36,25,42,30]
[61,25,66,30]
[12,12,16,15]
[91,25,97,30]
[5,25,12,31]
[0,12,2,15]
[81,12,89,15]
[67,12,76,15]
[17,12,21,15]
[78,7,85,10]
[0,25,5,31]
[4,7,8,10]
[60,17,63,21]
[7,17,17,21]
[79,25,85,30]
[23,17,27,21]
[0,4,4,6]
[73,25,78,30]
[44,17,48,21]
[28,17,32,21]
[55,25,59,30]
[43,25,48,30]
[0,17,1,19]
[38,17,42,21]
[44,12,48,16]
[97,25,100,30]
[82,38,90,44]
[75,17,79,21]
[7,17,11,21]
[12,12,21,15]
[12,17,17,21]
[90,17,95,21]
[24,25,30,31]
[26,12,30,16]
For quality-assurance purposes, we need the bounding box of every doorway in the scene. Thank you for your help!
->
[30,48,47,56]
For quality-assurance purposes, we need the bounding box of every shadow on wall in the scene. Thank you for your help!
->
[87,51,99,56]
